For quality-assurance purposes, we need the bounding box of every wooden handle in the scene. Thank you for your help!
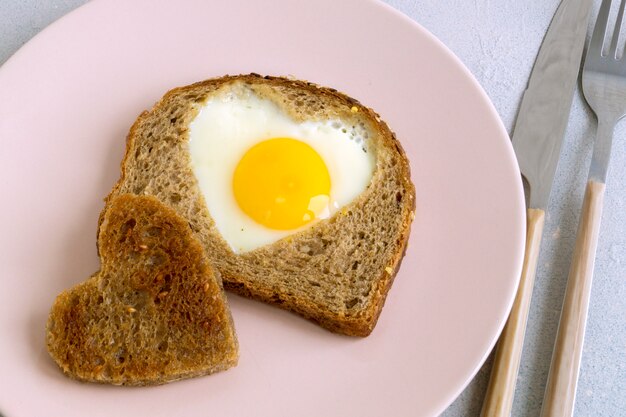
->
[540,180,606,417]
[481,208,546,417]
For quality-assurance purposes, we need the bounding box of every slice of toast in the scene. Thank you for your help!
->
[47,194,238,385]
[103,74,416,336]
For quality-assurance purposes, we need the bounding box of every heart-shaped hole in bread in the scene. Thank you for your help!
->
[46,194,238,385]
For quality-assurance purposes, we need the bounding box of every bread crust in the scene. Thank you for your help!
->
[102,74,416,337]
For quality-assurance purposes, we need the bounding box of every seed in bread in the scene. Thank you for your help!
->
[47,194,238,385]
[104,74,416,337]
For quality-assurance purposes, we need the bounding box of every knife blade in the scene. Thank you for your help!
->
[480,1,593,416]
[512,0,593,210]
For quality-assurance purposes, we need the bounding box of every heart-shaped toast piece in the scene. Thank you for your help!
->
[46,194,238,385]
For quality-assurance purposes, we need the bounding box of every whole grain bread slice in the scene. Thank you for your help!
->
[103,74,416,337]
[47,194,238,385]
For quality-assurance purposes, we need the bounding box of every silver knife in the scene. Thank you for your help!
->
[480,0,593,416]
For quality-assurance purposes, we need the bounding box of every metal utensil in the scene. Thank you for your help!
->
[480,1,593,416]
[541,1,626,415]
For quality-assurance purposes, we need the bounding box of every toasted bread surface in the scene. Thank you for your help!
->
[104,74,415,336]
[47,194,238,385]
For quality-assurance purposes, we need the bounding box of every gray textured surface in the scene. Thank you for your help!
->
[1,1,624,416]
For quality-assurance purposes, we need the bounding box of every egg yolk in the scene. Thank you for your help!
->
[233,138,331,230]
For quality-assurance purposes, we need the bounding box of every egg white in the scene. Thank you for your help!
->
[188,85,375,253]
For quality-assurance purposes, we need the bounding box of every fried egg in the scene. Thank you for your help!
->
[188,85,375,253]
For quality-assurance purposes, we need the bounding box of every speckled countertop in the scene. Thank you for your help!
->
[2,1,624,416]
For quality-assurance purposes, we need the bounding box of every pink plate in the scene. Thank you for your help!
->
[0,1,525,416]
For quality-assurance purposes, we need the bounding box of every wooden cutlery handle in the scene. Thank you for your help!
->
[481,208,545,417]
[541,180,606,417]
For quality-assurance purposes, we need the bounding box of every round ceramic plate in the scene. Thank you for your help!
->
[0,1,525,416]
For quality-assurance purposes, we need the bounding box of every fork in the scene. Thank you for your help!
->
[541,0,626,416]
